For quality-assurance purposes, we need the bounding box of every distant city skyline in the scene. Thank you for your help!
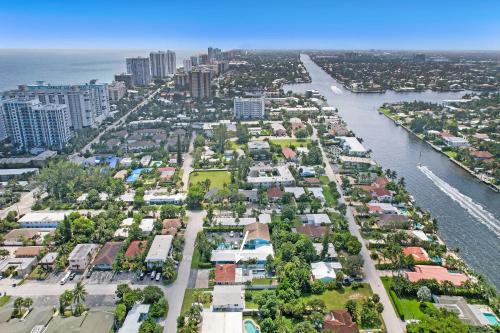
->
[1,0,499,50]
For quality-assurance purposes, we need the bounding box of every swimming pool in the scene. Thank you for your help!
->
[244,320,260,333]
[483,312,499,326]
[126,168,152,183]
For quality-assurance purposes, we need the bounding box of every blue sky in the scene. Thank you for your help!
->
[1,0,499,50]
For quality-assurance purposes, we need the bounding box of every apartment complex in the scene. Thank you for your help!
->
[1,99,72,150]
[149,50,176,78]
[4,82,110,129]
[114,73,135,89]
[126,57,151,86]
[233,97,265,119]
[183,59,192,72]
[108,81,127,102]
[189,68,212,99]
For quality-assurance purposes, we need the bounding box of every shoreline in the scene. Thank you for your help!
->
[377,108,500,193]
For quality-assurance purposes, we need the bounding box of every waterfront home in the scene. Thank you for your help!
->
[443,136,469,147]
[368,203,399,215]
[375,214,410,229]
[339,155,375,170]
[406,265,468,286]
[211,285,244,312]
[337,136,369,156]
[403,246,430,262]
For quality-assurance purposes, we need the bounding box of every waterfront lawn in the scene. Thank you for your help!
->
[444,151,457,159]
[301,284,373,310]
[382,277,434,320]
[270,139,311,148]
[189,170,230,190]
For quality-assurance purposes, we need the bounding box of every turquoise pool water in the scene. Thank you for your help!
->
[244,320,260,333]
[484,313,499,326]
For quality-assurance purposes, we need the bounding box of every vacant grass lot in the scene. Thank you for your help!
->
[382,277,434,320]
[181,288,212,315]
[270,139,311,148]
[189,170,231,190]
[245,284,373,310]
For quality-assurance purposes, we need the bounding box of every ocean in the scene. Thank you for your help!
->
[0,49,202,92]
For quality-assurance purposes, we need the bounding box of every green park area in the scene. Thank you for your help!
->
[189,170,231,190]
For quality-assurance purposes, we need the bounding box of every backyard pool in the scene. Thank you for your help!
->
[244,320,260,333]
[126,168,152,183]
[484,312,499,326]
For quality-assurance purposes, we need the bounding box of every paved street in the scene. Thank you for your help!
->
[313,126,404,333]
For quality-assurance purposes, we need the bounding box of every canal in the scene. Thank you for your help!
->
[284,54,500,289]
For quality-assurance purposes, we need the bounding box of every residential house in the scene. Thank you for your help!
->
[145,235,173,269]
[323,309,360,333]
[403,247,430,262]
[295,225,328,239]
[93,241,123,270]
[302,214,331,226]
[311,261,342,282]
[124,240,148,259]
[211,285,244,312]
[68,244,98,272]
[201,311,243,333]
[406,265,468,286]
[243,222,271,249]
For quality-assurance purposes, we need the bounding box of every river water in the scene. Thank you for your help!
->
[285,54,500,289]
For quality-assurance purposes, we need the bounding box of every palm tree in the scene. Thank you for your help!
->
[72,282,87,306]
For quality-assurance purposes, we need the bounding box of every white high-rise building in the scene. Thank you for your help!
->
[126,57,151,86]
[149,51,176,77]
[234,97,265,119]
[190,55,199,66]
[183,59,192,72]
[4,82,110,130]
[1,98,72,150]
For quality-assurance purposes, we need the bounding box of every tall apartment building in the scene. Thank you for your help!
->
[4,82,110,129]
[190,55,199,66]
[108,81,127,102]
[149,51,176,77]
[114,73,135,89]
[189,69,212,99]
[1,99,72,150]
[183,59,192,72]
[234,97,265,119]
[208,47,222,61]
[174,71,189,89]
[126,57,151,86]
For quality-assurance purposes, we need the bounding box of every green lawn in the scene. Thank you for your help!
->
[444,151,457,159]
[322,185,338,207]
[319,176,330,185]
[301,284,373,310]
[181,288,212,315]
[270,139,311,148]
[382,277,434,320]
[252,278,274,285]
[189,170,231,190]
[0,295,10,307]
[228,141,247,151]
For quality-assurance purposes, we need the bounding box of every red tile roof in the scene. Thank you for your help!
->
[296,225,328,238]
[267,187,283,199]
[323,309,360,333]
[215,264,236,283]
[304,177,320,184]
[15,246,45,258]
[282,147,296,160]
[124,240,148,258]
[93,241,123,266]
[162,218,182,229]
[403,247,430,262]
[470,150,493,159]
[406,265,468,286]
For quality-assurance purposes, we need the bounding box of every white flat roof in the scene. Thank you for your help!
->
[0,168,38,176]
[145,235,173,262]
[339,136,368,153]
[201,311,243,333]
[119,304,150,333]
[284,187,305,198]
[213,217,257,226]
[311,261,342,280]
[211,244,274,262]
[19,211,71,223]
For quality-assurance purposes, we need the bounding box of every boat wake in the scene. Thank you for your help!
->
[418,165,500,238]
[330,85,343,94]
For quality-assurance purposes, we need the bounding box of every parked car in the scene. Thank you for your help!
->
[60,271,71,285]
[150,271,156,280]
[155,273,161,281]
[139,272,145,280]
[69,272,76,281]
[229,231,234,237]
